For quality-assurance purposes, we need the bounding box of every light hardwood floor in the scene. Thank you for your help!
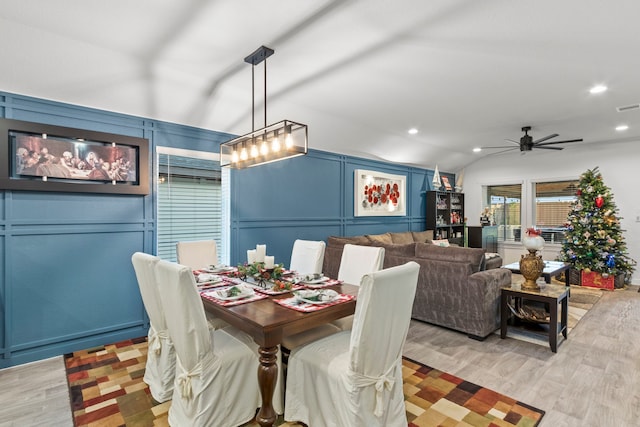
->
[1,286,639,427]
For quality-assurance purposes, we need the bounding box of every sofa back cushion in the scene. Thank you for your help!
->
[415,243,486,273]
[377,242,416,257]
[411,230,434,243]
[389,232,415,244]
[365,232,393,245]
[327,235,371,247]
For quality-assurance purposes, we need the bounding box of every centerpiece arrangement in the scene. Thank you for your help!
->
[234,261,293,291]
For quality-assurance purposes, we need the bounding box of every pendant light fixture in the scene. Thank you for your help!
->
[220,46,308,168]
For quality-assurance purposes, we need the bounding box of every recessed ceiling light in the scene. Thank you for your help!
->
[616,124,629,131]
[473,147,482,153]
[589,84,607,94]
[408,128,418,135]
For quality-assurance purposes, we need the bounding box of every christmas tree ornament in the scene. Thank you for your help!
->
[607,254,615,268]
[595,195,604,208]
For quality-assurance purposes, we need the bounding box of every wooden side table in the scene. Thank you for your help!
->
[500,282,569,352]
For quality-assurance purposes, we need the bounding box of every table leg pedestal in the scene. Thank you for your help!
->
[256,346,278,427]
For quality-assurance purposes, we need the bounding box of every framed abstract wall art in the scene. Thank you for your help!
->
[354,169,406,216]
[0,118,149,195]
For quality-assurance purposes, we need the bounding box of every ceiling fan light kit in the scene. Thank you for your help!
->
[220,45,308,169]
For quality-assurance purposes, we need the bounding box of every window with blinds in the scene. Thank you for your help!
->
[534,180,578,244]
[157,153,222,262]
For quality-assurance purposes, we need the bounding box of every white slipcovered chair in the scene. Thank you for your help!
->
[155,259,283,427]
[284,261,420,427]
[289,239,326,275]
[331,243,385,330]
[176,239,228,330]
[281,240,338,352]
[131,252,175,403]
[176,239,219,270]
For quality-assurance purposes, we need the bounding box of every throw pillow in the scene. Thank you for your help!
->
[431,239,450,247]
[411,230,434,243]
[365,232,393,245]
[389,232,415,244]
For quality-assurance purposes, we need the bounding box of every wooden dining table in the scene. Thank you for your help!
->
[200,282,359,427]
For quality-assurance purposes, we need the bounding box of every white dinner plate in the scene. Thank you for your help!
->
[293,289,338,304]
[196,279,222,286]
[205,266,236,273]
[300,276,330,284]
[210,285,254,301]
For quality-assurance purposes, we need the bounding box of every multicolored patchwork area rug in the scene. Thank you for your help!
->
[65,338,544,427]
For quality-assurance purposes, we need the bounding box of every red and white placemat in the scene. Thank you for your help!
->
[274,293,355,312]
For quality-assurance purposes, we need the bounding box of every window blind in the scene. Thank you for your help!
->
[157,154,222,262]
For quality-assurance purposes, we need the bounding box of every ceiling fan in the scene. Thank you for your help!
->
[482,126,583,153]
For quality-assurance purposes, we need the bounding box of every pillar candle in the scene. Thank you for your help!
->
[264,256,275,269]
[247,249,257,264]
[256,244,266,263]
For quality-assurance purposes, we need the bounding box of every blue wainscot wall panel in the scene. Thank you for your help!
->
[10,232,144,345]
[0,91,445,368]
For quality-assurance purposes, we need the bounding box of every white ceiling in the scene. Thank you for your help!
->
[2,0,639,172]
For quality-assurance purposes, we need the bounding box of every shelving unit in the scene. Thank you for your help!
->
[426,191,465,246]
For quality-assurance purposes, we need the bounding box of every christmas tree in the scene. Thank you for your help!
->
[559,167,636,285]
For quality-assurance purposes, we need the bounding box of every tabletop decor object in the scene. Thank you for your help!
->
[520,227,545,290]
[235,261,286,289]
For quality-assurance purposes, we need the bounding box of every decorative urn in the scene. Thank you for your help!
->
[519,227,545,290]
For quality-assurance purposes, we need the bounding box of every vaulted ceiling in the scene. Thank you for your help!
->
[2,0,639,172]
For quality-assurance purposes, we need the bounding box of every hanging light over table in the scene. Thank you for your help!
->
[220,46,308,168]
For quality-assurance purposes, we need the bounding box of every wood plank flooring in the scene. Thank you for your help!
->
[1,286,638,427]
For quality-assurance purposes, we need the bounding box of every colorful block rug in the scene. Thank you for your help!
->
[65,338,544,427]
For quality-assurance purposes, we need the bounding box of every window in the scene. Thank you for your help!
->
[483,179,578,244]
[484,184,521,242]
[533,180,578,243]
[156,149,224,262]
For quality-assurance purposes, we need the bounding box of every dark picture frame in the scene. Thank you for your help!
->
[0,118,149,195]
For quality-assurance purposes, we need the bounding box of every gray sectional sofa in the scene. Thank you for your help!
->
[322,231,512,339]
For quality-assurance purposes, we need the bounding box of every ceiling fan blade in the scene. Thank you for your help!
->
[485,147,519,156]
[536,146,564,150]
[480,146,516,149]
[532,133,559,144]
[535,138,583,146]
[505,139,520,145]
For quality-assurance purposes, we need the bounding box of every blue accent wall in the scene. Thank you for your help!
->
[230,152,439,267]
[0,91,448,368]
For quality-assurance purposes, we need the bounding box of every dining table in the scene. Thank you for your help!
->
[200,280,359,427]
